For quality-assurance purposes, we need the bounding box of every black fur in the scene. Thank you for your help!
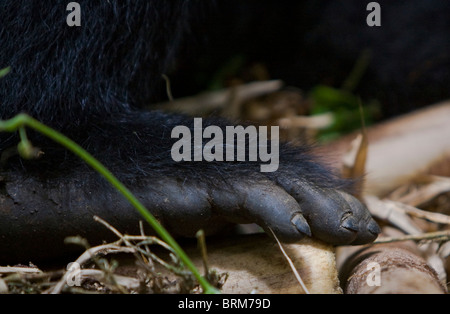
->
[0,1,350,187]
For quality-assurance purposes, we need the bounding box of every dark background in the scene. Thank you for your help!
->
[166,0,450,120]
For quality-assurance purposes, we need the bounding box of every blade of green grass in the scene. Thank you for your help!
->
[0,113,219,294]
[0,67,10,79]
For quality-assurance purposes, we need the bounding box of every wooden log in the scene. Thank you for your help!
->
[315,101,450,196]
[161,234,342,294]
[337,229,447,294]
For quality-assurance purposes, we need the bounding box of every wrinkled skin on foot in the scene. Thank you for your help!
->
[209,175,380,245]
[274,176,380,245]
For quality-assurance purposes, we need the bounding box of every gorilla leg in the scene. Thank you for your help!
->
[0,1,379,263]
[0,111,379,262]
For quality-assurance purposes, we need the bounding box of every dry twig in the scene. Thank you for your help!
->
[268,228,310,294]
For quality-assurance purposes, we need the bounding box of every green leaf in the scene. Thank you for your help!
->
[0,67,11,79]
